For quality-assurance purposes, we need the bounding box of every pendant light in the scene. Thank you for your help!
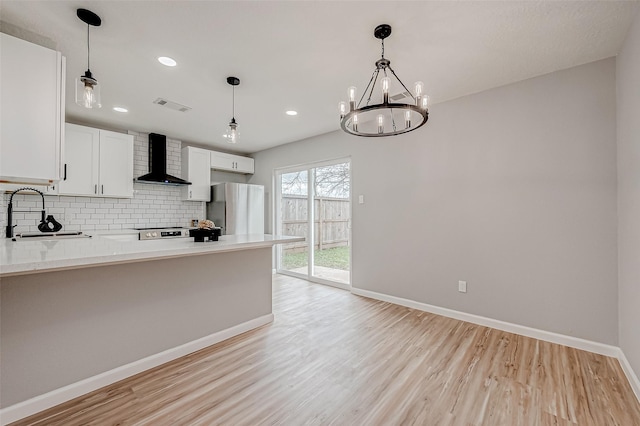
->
[75,8,102,109]
[225,77,240,143]
[339,24,429,137]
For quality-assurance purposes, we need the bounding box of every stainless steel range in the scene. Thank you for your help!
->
[134,226,191,240]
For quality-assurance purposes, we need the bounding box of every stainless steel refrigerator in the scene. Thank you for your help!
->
[206,183,265,235]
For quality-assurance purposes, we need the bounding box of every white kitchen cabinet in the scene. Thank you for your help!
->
[181,146,211,201]
[58,124,133,198]
[210,151,254,174]
[0,33,65,185]
[99,131,134,197]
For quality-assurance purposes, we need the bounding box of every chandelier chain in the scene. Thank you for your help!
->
[381,38,385,59]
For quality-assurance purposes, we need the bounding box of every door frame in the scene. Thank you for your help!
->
[273,156,352,290]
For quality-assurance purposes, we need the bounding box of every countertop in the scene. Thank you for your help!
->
[0,233,304,277]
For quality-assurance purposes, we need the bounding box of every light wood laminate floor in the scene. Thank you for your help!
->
[10,275,640,425]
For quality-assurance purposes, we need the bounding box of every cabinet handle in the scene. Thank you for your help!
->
[63,164,67,181]
[94,184,97,194]
[101,185,104,194]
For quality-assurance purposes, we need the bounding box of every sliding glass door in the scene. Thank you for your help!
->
[275,159,351,287]
[277,169,310,276]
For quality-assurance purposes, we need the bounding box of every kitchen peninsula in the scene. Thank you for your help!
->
[0,233,303,422]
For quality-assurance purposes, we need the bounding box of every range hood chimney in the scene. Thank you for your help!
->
[135,133,192,186]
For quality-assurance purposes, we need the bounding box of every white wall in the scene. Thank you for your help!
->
[0,131,205,235]
[251,58,618,345]
[617,11,640,376]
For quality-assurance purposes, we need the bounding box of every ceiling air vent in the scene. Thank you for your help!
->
[153,98,192,112]
[390,91,411,102]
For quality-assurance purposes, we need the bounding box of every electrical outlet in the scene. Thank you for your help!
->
[458,280,467,293]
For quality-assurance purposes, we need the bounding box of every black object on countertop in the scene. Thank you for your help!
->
[189,227,222,242]
[38,215,63,233]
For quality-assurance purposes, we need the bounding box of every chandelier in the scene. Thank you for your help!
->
[339,24,429,137]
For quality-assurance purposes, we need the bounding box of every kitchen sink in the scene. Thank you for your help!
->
[12,231,92,241]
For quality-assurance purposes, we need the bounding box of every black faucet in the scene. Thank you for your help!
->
[5,187,46,238]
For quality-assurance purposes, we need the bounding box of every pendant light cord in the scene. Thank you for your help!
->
[86,23,91,70]
[232,85,235,119]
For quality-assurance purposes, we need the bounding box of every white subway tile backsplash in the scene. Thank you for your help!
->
[1,132,206,236]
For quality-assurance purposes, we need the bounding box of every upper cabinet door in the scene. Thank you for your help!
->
[0,33,65,184]
[210,151,254,174]
[58,124,100,196]
[234,156,255,174]
[210,151,235,171]
[98,130,134,198]
[182,147,211,201]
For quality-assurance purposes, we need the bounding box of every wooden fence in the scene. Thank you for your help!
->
[281,195,349,252]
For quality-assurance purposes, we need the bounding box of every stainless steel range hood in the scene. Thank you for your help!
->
[135,133,191,186]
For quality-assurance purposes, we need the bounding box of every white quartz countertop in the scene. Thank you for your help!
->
[0,233,305,277]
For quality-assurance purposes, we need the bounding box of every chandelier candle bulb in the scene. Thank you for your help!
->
[405,110,411,129]
[353,114,359,132]
[339,101,348,119]
[415,81,424,97]
[421,95,429,110]
[348,86,357,111]
[377,114,384,134]
[382,76,390,103]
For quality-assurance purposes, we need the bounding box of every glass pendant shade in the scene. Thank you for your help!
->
[226,119,239,144]
[76,71,101,108]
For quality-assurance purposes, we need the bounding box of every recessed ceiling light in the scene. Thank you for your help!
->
[113,106,128,113]
[286,110,298,116]
[158,56,177,67]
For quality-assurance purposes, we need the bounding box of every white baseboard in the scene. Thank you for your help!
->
[350,287,620,358]
[617,349,640,402]
[0,313,274,426]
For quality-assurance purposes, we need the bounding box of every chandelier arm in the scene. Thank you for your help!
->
[382,68,397,131]
[358,68,378,109]
[391,108,397,132]
[364,69,380,107]
[387,65,416,101]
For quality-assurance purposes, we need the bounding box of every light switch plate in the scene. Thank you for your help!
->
[358,195,364,204]
[458,280,467,293]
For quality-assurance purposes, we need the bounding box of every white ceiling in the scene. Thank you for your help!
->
[1,1,637,154]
